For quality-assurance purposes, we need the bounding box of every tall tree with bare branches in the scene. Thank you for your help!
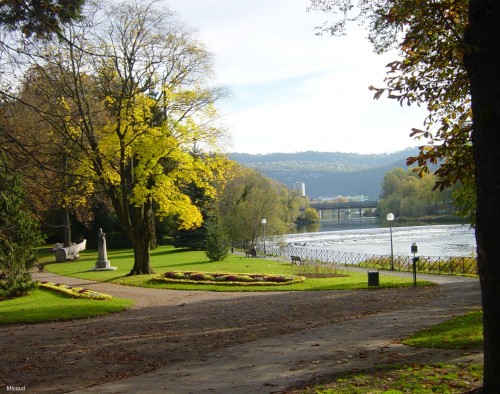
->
[1,0,228,275]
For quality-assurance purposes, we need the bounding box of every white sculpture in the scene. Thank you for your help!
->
[52,239,87,262]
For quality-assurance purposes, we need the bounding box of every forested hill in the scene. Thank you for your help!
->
[229,148,419,200]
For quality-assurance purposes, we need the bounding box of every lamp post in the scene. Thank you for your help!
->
[261,218,267,255]
[386,213,395,270]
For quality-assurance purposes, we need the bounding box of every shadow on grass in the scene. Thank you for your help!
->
[150,247,191,257]
[159,260,218,268]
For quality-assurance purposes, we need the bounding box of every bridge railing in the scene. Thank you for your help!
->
[255,244,478,277]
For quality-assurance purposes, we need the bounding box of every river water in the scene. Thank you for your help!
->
[284,218,476,258]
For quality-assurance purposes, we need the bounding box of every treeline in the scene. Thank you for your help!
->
[377,168,455,220]
[230,149,420,199]
[230,149,418,169]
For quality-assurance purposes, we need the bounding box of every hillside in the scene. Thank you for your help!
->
[229,148,419,200]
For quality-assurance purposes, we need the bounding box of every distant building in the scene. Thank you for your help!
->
[294,182,306,197]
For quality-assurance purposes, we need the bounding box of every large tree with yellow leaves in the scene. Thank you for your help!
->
[2,0,227,274]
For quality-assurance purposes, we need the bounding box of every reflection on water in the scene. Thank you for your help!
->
[288,218,475,257]
[296,217,383,233]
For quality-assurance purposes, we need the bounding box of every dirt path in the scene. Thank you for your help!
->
[0,270,481,393]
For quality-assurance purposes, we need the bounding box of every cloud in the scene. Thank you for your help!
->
[167,0,429,154]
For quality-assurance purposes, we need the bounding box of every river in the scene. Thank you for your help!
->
[284,218,476,257]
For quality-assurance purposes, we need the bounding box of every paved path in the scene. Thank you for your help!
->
[32,270,482,394]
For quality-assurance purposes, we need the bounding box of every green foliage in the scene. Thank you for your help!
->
[0,0,84,38]
[378,168,453,218]
[218,164,299,247]
[452,182,476,226]
[298,207,320,224]
[205,215,230,261]
[0,156,44,300]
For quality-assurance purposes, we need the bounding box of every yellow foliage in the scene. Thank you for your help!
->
[87,89,230,231]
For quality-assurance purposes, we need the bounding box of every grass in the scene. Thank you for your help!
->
[0,288,133,325]
[304,310,484,393]
[39,245,425,291]
[403,310,483,350]
[309,363,483,393]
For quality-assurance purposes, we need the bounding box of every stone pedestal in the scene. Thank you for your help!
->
[90,228,117,271]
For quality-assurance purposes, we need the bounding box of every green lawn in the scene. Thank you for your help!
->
[40,245,423,291]
[403,310,483,350]
[0,288,133,325]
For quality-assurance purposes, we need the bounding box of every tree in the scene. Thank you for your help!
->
[0,150,44,300]
[0,0,84,38]
[310,0,472,203]
[464,2,500,390]
[1,71,94,248]
[378,168,452,219]
[1,0,228,275]
[310,0,500,389]
[0,0,86,247]
[218,164,299,248]
[205,213,230,262]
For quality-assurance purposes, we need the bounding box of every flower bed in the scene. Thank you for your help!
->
[39,281,112,300]
[153,271,306,286]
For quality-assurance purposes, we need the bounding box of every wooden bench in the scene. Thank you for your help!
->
[290,255,302,265]
[36,263,45,272]
[245,250,257,257]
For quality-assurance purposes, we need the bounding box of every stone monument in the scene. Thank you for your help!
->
[90,228,117,271]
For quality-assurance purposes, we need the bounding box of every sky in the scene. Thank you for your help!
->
[166,0,429,155]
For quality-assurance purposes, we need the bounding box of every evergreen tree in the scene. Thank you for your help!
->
[0,151,44,299]
[205,214,230,262]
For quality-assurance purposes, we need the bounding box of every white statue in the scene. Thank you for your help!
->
[52,239,87,262]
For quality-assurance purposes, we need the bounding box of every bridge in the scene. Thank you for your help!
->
[309,200,378,218]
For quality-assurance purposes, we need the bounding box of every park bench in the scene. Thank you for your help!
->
[245,249,257,257]
[36,263,45,272]
[290,255,302,265]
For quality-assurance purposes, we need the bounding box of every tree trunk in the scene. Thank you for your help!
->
[129,236,153,275]
[465,1,500,390]
[126,201,155,275]
[61,206,72,248]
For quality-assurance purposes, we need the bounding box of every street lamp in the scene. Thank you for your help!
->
[261,218,267,256]
[386,213,395,270]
